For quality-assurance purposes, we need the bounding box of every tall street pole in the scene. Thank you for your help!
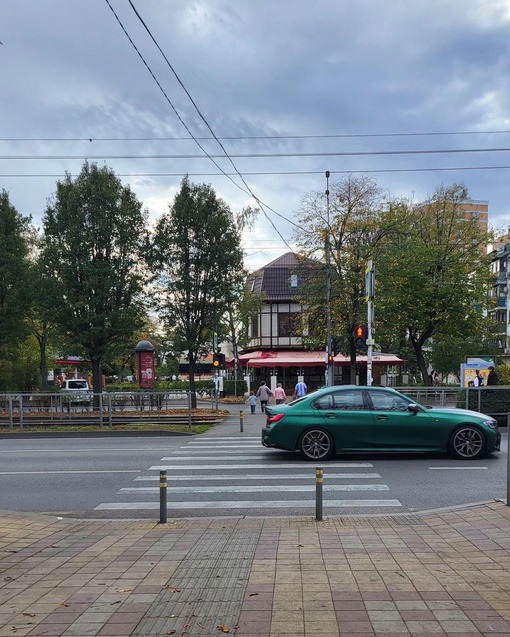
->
[325,171,334,386]
[365,259,375,386]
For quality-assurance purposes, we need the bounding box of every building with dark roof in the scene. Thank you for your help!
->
[242,253,404,391]
[246,252,313,352]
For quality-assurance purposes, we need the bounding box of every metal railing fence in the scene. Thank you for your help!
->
[0,391,193,430]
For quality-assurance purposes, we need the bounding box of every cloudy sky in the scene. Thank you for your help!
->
[2,0,510,270]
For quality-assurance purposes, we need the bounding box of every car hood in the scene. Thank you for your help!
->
[425,406,494,421]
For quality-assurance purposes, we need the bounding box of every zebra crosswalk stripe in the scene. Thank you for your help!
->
[119,484,390,494]
[94,499,402,511]
[134,473,382,481]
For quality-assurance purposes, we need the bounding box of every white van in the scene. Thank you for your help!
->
[61,379,92,405]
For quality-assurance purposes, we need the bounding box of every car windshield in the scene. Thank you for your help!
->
[68,381,88,390]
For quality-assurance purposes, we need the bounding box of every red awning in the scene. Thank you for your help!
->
[333,353,405,366]
[238,350,405,368]
[54,357,92,366]
[248,351,326,368]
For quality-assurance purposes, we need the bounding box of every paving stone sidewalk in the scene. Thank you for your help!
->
[0,501,510,637]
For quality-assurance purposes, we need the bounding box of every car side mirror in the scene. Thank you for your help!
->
[408,403,420,414]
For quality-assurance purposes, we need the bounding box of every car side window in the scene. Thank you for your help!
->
[331,391,366,411]
[313,391,368,411]
[368,390,410,412]
[313,394,333,410]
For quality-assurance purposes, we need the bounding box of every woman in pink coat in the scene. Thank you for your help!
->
[273,383,287,404]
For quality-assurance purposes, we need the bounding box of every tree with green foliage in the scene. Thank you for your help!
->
[224,282,265,395]
[374,184,493,385]
[42,162,149,402]
[429,327,499,382]
[24,240,65,388]
[0,190,31,389]
[150,177,244,407]
[294,175,393,382]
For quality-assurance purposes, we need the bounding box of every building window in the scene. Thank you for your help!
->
[251,315,259,338]
[278,313,297,337]
[290,274,298,287]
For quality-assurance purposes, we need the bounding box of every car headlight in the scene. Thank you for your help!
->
[482,420,498,430]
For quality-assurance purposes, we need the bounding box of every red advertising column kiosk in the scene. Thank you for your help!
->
[135,340,156,389]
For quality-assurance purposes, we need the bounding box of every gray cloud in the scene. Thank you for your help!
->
[1,0,509,264]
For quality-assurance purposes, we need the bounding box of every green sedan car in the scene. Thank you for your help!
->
[262,385,501,461]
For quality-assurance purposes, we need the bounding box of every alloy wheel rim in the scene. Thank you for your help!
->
[302,430,331,459]
[453,428,483,458]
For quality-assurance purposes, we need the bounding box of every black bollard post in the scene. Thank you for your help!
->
[240,410,244,432]
[159,470,167,524]
[315,467,323,521]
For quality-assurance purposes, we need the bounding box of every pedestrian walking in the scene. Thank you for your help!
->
[294,379,307,398]
[487,366,498,386]
[246,390,257,414]
[256,381,273,413]
[273,383,287,404]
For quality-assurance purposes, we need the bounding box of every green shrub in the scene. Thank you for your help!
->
[222,379,248,397]
[457,387,510,426]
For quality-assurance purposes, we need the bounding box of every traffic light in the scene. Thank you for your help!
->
[219,353,226,368]
[327,353,334,364]
[212,353,220,368]
[354,325,368,350]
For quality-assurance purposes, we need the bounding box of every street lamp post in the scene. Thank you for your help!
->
[325,171,334,386]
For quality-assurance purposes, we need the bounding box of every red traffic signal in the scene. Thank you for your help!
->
[354,325,368,349]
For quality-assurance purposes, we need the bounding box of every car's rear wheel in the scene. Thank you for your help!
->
[299,428,334,461]
[448,425,486,460]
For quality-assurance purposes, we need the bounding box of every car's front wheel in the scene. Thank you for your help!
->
[448,425,486,460]
[298,428,335,461]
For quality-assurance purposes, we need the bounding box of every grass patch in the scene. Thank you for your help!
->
[0,422,212,434]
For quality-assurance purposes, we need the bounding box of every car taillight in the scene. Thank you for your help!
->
[266,413,285,424]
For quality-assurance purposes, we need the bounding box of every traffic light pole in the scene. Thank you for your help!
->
[365,260,375,387]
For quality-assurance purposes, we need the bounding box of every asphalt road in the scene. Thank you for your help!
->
[0,430,507,519]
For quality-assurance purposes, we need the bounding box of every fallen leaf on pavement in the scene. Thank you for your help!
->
[117,588,132,593]
[166,631,176,635]
[163,585,180,592]
[217,624,230,633]
[22,613,36,617]
[248,593,259,597]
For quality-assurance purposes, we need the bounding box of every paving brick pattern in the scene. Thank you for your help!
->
[0,503,510,636]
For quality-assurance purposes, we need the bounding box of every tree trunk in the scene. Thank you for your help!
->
[35,326,48,388]
[91,358,103,409]
[412,339,432,386]
[188,352,197,409]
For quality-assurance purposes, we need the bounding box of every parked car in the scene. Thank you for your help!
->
[61,379,92,405]
[262,385,501,461]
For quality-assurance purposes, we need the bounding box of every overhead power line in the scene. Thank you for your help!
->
[4,165,510,178]
[3,129,510,142]
[125,0,300,245]
[4,147,510,160]
[104,0,300,246]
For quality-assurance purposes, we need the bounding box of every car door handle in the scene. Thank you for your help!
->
[325,412,338,418]
[377,415,389,420]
